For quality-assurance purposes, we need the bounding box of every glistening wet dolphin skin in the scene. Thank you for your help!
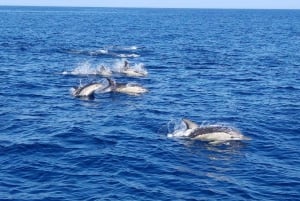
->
[106,78,148,95]
[119,60,148,77]
[169,118,250,144]
[72,82,106,98]
[121,68,148,77]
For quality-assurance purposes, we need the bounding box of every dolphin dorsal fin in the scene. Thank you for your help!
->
[182,119,199,129]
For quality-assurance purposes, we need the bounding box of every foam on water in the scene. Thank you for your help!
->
[64,46,140,58]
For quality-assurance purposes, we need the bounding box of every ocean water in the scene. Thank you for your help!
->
[1,6,300,200]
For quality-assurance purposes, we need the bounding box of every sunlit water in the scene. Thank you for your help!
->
[0,7,300,200]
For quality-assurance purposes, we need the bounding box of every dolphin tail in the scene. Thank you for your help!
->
[105,78,115,87]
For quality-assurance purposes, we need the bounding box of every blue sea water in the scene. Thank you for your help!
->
[1,6,300,200]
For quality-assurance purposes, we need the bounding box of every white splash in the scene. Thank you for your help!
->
[62,61,113,76]
[72,61,97,75]
[95,64,112,77]
[167,119,188,138]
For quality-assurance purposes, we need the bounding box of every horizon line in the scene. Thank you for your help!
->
[1,4,300,10]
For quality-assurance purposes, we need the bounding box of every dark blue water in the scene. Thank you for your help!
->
[1,7,300,200]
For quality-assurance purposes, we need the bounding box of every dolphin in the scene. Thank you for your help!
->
[122,68,148,77]
[168,118,250,144]
[105,78,148,95]
[72,82,107,98]
[120,61,148,77]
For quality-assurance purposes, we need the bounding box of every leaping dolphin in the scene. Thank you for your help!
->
[168,118,250,144]
[72,82,106,98]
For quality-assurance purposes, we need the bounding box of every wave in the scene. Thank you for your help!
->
[116,53,140,58]
[89,49,109,56]
[62,45,141,58]
[1,142,68,154]
[107,45,140,51]
[64,49,110,57]
[277,85,300,91]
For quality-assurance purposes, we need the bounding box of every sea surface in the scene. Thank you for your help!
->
[0,6,300,200]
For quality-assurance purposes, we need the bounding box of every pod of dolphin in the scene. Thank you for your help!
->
[71,60,148,98]
[69,58,249,145]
